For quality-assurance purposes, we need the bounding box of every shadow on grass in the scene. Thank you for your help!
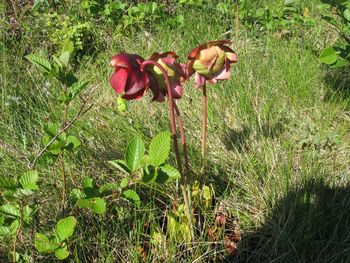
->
[235,179,350,263]
[323,67,350,105]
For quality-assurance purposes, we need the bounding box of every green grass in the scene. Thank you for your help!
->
[1,0,350,262]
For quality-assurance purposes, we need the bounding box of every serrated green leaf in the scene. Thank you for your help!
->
[66,80,89,104]
[70,189,85,201]
[0,175,18,190]
[34,233,60,253]
[55,245,70,260]
[125,137,145,172]
[25,54,52,73]
[156,164,181,184]
[10,219,19,235]
[108,160,131,174]
[149,131,171,167]
[59,51,70,67]
[142,166,157,184]
[82,178,100,198]
[319,47,338,65]
[23,205,36,223]
[43,122,60,137]
[55,216,77,242]
[64,135,81,151]
[0,205,20,218]
[122,189,140,206]
[0,226,10,236]
[13,188,33,197]
[19,170,39,190]
[77,197,106,214]
[120,178,129,189]
[344,8,350,21]
[99,183,118,194]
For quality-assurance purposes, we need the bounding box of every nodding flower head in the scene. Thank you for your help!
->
[109,53,150,100]
[187,40,238,88]
[147,52,186,102]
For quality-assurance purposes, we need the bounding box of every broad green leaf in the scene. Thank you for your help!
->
[108,160,131,174]
[19,170,39,190]
[55,216,77,242]
[23,205,36,223]
[77,197,106,214]
[34,233,60,253]
[43,122,60,137]
[0,226,10,236]
[69,188,85,201]
[64,135,81,151]
[142,166,157,184]
[319,47,337,65]
[82,178,99,198]
[25,54,52,73]
[59,51,70,67]
[62,40,74,54]
[55,245,70,260]
[156,165,181,184]
[117,96,128,112]
[10,219,19,235]
[13,188,34,197]
[344,8,350,21]
[0,215,4,225]
[120,178,129,189]
[66,80,89,103]
[99,183,118,194]
[0,205,20,218]
[0,175,18,190]
[149,131,171,167]
[121,189,140,206]
[125,137,145,172]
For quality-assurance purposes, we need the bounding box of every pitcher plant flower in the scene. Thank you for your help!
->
[109,53,150,100]
[187,40,238,88]
[147,52,186,102]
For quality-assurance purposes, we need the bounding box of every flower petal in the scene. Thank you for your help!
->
[122,88,146,100]
[194,72,206,88]
[109,68,128,94]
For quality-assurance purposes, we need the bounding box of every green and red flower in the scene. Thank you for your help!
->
[148,52,186,102]
[187,40,238,88]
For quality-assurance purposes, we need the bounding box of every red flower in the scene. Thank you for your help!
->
[109,53,150,100]
[147,52,186,102]
[187,40,238,88]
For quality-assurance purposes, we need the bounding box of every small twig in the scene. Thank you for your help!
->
[29,102,94,170]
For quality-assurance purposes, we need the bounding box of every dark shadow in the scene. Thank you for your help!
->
[323,67,350,105]
[222,126,251,152]
[233,178,350,263]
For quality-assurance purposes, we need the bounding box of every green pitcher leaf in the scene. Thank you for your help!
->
[19,170,39,190]
[149,131,171,167]
[125,137,145,172]
[55,216,77,242]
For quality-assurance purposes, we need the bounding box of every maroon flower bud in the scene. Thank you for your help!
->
[109,53,150,100]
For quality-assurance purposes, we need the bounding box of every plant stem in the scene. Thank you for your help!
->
[141,60,194,242]
[174,103,190,183]
[141,61,182,174]
[200,82,207,184]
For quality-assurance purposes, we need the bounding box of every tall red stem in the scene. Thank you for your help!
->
[200,82,207,183]
[174,103,190,183]
[141,60,183,175]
